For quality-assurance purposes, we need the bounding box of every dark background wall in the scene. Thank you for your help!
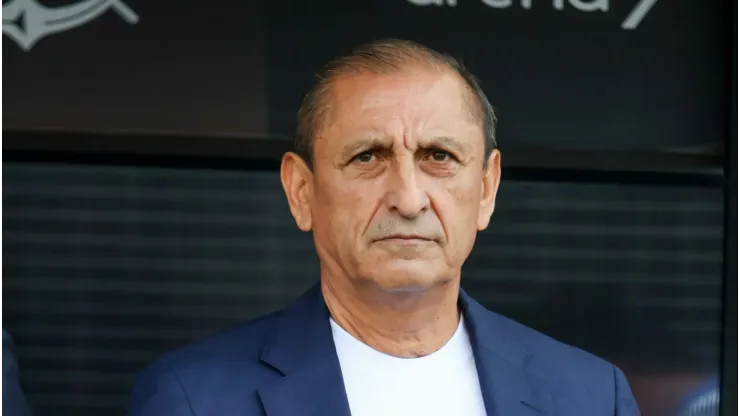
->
[3,0,729,153]
[2,0,734,415]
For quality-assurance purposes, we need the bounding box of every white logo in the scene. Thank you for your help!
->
[406,0,660,30]
[3,0,139,51]
[621,0,658,30]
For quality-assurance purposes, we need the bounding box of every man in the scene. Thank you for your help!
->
[128,39,640,415]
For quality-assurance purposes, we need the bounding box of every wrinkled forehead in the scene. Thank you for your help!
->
[317,70,483,149]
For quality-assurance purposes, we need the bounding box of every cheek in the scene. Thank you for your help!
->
[435,181,482,242]
[314,179,378,245]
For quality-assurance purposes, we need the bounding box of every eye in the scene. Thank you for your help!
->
[354,151,376,163]
[429,150,452,162]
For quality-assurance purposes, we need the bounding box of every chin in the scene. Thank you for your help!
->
[358,259,452,294]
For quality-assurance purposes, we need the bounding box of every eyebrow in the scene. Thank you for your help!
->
[339,135,470,161]
[420,136,469,156]
[340,136,391,160]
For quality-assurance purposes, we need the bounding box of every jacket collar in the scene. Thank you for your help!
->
[459,288,552,414]
[257,283,551,416]
[257,284,350,416]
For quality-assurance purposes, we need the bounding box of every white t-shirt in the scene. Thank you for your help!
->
[330,316,487,416]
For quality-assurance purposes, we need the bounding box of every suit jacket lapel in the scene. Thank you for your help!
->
[460,289,553,415]
[257,284,552,416]
[257,284,350,416]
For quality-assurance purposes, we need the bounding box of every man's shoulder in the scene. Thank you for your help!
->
[491,309,611,369]
[131,309,284,394]
[486,309,640,414]
[128,310,286,415]
[146,309,282,374]
[478,307,621,389]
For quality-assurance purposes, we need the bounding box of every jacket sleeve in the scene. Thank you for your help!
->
[3,330,33,416]
[614,365,641,416]
[127,361,195,416]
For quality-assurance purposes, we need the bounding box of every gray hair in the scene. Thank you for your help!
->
[294,38,498,168]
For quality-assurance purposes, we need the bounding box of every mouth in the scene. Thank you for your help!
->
[376,234,434,243]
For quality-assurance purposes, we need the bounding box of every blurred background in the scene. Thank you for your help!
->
[2,0,736,415]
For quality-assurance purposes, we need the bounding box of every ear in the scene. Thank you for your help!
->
[477,149,502,231]
[280,152,314,232]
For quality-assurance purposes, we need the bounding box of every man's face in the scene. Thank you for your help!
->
[282,68,501,293]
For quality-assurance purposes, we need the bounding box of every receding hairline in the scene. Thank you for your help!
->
[319,64,483,129]
[295,39,497,168]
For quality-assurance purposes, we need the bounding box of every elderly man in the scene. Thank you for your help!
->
[128,39,640,416]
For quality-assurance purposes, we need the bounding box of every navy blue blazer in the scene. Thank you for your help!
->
[3,330,33,416]
[128,284,640,416]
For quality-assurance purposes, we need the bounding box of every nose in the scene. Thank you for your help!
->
[384,158,430,219]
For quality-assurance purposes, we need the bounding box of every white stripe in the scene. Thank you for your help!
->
[622,0,659,29]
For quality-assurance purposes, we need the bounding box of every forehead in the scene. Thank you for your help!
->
[319,69,482,148]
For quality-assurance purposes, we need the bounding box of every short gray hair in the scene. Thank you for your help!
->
[294,39,498,168]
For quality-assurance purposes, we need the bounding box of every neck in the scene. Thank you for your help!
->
[321,275,461,358]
